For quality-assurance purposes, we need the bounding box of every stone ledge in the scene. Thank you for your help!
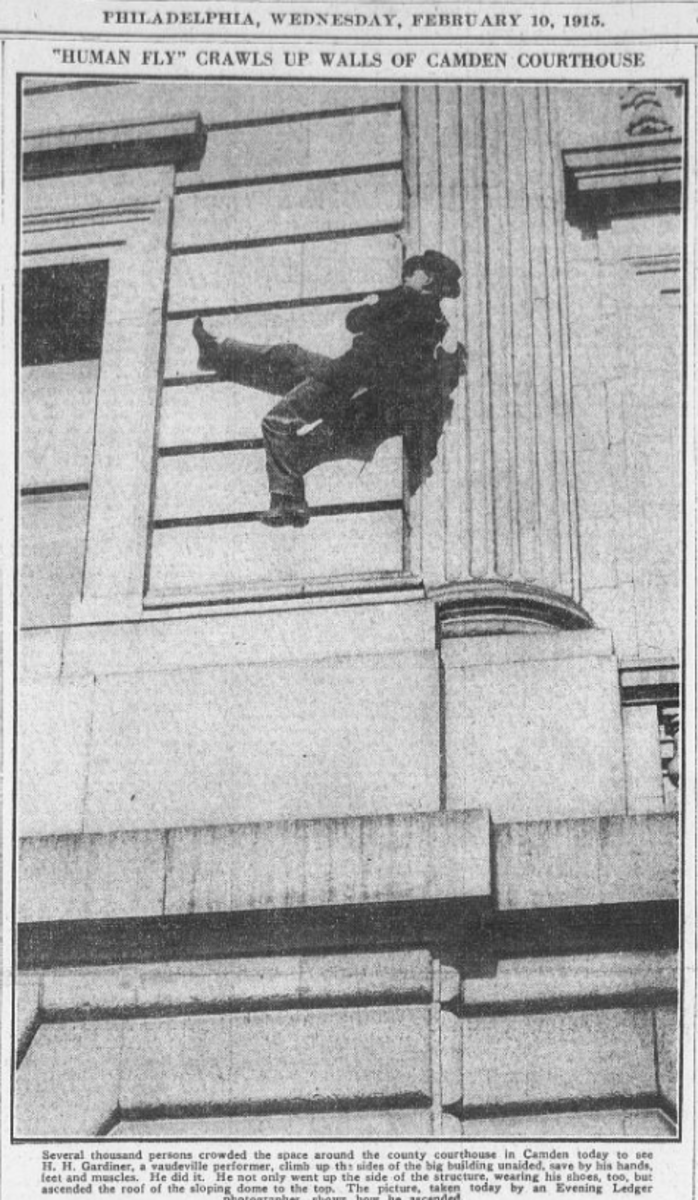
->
[496,812,678,911]
[18,810,678,930]
[18,809,492,925]
[23,114,207,179]
[563,137,682,225]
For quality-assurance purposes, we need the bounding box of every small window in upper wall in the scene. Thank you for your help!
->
[22,259,109,366]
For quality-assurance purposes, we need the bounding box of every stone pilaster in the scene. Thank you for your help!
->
[405,85,588,634]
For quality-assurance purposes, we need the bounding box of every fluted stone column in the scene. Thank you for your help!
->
[404,85,626,821]
[406,85,589,634]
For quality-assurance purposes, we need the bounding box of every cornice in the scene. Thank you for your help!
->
[563,136,682,226]
[23,113,207,180]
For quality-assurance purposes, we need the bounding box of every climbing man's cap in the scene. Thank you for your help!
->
[403,249,462,298]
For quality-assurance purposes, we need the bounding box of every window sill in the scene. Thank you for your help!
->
[142,571,425,619]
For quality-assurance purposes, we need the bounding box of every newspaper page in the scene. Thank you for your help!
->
[1,0,695,1198]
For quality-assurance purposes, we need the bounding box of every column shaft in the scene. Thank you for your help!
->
[407,85,585,631]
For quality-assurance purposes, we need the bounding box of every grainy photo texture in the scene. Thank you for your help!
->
[14,77,682,1142]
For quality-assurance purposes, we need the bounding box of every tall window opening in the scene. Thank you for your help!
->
[20,259,109,625]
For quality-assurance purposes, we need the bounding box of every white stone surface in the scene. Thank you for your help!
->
[443,630,626,821]
[164,810,490,915]
[19,492,88,628]
[60,600,436,674]
[187,108,401,187]
[40,951,433,1016]
[80,649,437,830]
[496,813,678,910]
[173,169,402,248]
[18,677,94,837]
[15,1021,122,1138]
[154,438,403,520]
[20,361,99,489]
[462,1008,656,1109]
[622,704,666,813]
[147,508,404,597]
[655,1003,678,1108]
[159,382,276,445]
[445,628,614,666]
[461,950,677,1008]
[567,208,682,663]
[18,809,489,922]
[460,1108,675,1137]
[169,231,402,312]
[23,82,401,136]
[19,830,167,923]
[120,1007,431,1111]
[110,1109,434,1138]
[18,628,65,680]
[23,164,174,219]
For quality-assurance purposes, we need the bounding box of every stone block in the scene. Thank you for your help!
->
[461,1008,656,1110]
[20,492,89,629]
[169,231,401,313]
[147,508,404,597]
[583,582,639,660]
[444,628,614,667]
[18,830,167,923]
[19,810,488,924]
[187,108,402,188]
[120,1007,431,1111]
[111,1109,434,1138]
[635,574,681,660]
[61,601,435,676]
[442,629,626,822]
[15,975,42,1062]
[154,437,403,520]
[440,1011,463,1108]
[21,811,489,921]
[23,82,401,138]
[19,628,64,680]
[655,1003,678,1109]
[173,169,402,249]
[15,1021,122,1138]
[82,651,439,831]
[17,677,94,838]
[41,951,433,1016]
[578,516,620,590]
[460,1108,675,1138]
[577,446,618,520]
[23,165,173,222]
[164,810,490,914]
[496,812,678,910]
[622,705,665,813]
[21,361,98,489]
[159,381,273,446]
[462,950,677,1008]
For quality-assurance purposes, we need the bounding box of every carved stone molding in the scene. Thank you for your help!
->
[620,86,676,139]
[563,137,682,227]
[23,114,207,180]
[433,580,594,639]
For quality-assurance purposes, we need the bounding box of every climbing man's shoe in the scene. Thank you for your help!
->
[259,495,310,528]
[192,316,218,372]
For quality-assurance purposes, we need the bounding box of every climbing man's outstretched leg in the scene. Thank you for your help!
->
[192,318,333,395]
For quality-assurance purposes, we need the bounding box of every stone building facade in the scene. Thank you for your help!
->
[15,79,682,1138]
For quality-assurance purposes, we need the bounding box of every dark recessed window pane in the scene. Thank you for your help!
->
[22,260,109,366]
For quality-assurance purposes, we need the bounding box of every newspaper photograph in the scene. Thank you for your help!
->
[0,0,695,1197]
